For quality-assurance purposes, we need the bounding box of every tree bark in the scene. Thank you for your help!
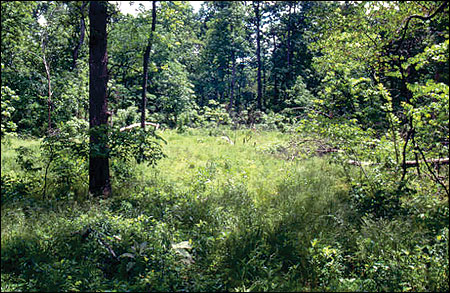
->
[286,2,292,81]
[228,19,236,112]
[401,123,414,182]
[42,44,52,132]
[262,46,266,108]
[40,26,52,132]
[229,50,236,111]
[72,1,87,70]
[141,1,157,129]
[254,1,263,110]
[272,33,279,103]
[89,1,111,197]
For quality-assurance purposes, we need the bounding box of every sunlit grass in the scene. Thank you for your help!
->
[1,134,42,175]
[1,128,447,292]
[142,128,296,201]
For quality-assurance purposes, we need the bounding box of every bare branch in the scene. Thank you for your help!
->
[120,122,160,132]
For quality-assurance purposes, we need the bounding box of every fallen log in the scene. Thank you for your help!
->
[120,122,160,132]
[347,160,374,166]
[404,158,449,166]
[347,158,449,167]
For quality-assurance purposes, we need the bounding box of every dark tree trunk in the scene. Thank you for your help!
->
[272,33,279,104]
[141,1,157,129]
[262,57,266,107]
[89,1,111,197]
[229,50,236,111]
[286,2,292,82]
[40,23,52,132]
[254,1,263,110]
[72,1,87,70]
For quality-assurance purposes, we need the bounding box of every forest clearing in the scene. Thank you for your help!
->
[1,1,449,292]
[2,128,448,291]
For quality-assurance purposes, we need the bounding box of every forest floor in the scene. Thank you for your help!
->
[1,128,448,291]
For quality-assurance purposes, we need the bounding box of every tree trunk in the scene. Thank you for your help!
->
[72,1,87,70]
[89,1,111,197]
[254,1,262,110]
[262,54,266,108]
[272,33,279,104]
[141,1,157,129]
[228,18,237,113]
[229,50,236,111]
[286,2,292,82]
[42,46,52,132]
[40,26,52,132]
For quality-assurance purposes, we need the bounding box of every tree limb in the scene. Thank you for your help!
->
[141,1,157,129]
[394,1,449,54]
[72,1,87,70]
[287,106,333,119]
[348,158,448,167]
[80,227,118,260]
[415,145,449,196]
[401,125,414,181]
[120,122,160,132]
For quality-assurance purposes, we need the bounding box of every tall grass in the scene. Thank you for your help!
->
[1,128,448,292]
[1,134,42,174]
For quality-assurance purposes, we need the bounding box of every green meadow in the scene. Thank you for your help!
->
[1,129,448,292]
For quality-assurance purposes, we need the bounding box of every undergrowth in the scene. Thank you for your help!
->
[1,128,448,292]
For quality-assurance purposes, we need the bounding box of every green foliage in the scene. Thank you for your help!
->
[404,79,449,160]
[194,1,250,109]
[1,0,449,291]
[152,60,197,128]
[1,173,29,204]
[299,0,449,200]
[1,119,166,201]
[198,100,232,127]
[349,216,449,292]
[2,130,449,291]
[112,106,140,128]
[22,120,90,200]
[110,128,166,166]
[308,239,345,290]
[285,75,314,110]
[1,85,19,136]
[258,111,295,132]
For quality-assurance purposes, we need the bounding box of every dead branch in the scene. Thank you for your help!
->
[346,149,376,193]
[120,122,160,132]
[410,157,449,166]
[317,148,341,154]
[348,158,449,167]
[79,227,118,260]
[287,106,333,119]
[401,125,415,181]
[416,145,449,196]
[347,160,374,167]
